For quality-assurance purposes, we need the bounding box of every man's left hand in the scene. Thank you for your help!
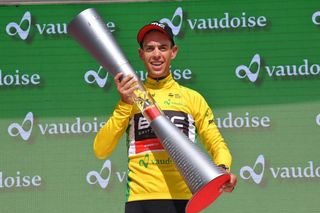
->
[220,173,237,193]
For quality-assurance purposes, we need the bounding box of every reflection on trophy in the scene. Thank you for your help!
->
[68,8,230,213]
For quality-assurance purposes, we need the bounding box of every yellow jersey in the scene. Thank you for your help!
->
[93,74,232,202]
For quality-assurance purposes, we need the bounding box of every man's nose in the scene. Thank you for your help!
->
[153,48,161,57]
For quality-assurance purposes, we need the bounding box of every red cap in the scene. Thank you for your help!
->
[137,21,175,46]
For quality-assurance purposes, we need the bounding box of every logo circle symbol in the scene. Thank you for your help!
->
[316,113,320,126]
[240,154,265,184]
[8,111,34,141]
[84,66,109,88]
[6,11,31,40]
[312,11,320,25]
[86,160,112,189]
[235,54,261,83]
[160,7,183,36]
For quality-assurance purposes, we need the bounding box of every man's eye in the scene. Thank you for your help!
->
[160,46,168,51]
[145,47,153,52]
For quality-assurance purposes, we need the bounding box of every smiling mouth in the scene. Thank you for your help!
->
[150,61,164,71]
[151,61,163,66]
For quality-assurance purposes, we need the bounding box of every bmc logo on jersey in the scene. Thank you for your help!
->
[130,110,195,156]
[134,110,192,141]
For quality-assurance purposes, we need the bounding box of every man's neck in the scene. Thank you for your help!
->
[150,74,169,81]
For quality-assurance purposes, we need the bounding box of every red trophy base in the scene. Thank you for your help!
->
[186,174,230,213]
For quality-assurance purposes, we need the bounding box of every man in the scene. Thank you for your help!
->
[93,21,237,213]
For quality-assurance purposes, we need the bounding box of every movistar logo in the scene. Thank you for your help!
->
[235,54,320,83]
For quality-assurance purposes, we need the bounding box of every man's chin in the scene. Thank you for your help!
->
[148,70,165,78]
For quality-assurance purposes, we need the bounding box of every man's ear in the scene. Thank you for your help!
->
[138,48,144,60]
[171,45,178,60]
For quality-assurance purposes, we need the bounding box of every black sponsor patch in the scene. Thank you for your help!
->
[133,110,192,141]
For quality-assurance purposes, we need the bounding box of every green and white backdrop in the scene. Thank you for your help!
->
[0,0,320,212]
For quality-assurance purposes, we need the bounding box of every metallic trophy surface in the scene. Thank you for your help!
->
[68,8,230,213]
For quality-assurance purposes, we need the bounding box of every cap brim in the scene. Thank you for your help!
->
[137,25,172,44]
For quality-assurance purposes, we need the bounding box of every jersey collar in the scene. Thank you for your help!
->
[144,73,175,89]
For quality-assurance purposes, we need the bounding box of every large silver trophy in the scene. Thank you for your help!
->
[68,8,230,213]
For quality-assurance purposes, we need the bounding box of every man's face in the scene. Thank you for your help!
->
[138,31,178,79]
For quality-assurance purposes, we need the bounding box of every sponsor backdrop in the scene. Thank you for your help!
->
[0,0,320,212]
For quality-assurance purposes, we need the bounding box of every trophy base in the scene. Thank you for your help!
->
[185,173,230,213]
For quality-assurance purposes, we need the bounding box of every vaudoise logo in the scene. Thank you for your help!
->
[5,11,116,41]
[84,66,110,88]
[240,154,265,184]
[7,111,106,141]
[235,54,320,83]
[86,159,127,189]
[8,112,34,141]
[240,154,320,185]
[159,7,183,36]
[6,11,31,40]
[87,160,112,189]
[6,10,67,40]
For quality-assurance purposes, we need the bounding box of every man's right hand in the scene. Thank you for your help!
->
[114,73,138,105]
